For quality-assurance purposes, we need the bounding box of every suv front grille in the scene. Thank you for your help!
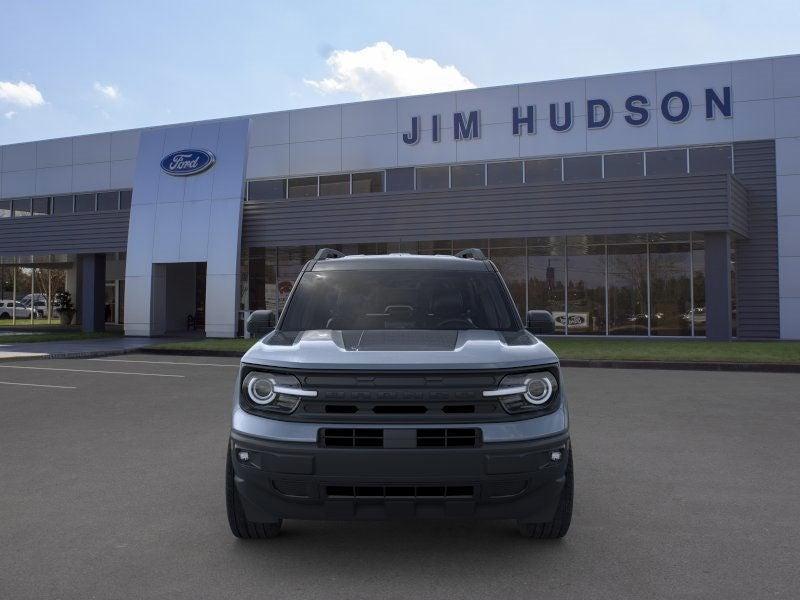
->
[320,428,480,448]
[325,485,475,499]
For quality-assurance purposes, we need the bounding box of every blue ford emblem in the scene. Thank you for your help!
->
[160,149,215,176]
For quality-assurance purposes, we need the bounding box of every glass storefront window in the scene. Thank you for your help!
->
[0,200,11,218]
[646,149,687,176]
[416,166,449,191]
[525,158,562,184]
[563,155,602,181]
[451,163,485,188]
[690,145,732,174]
[243,231,724,337]
[607,243,648,335]
[487,161,523,186]
[352,172,384,194]
[528,238,566,331]
[692,235,706,337]
[649,242,691,336]
[319,174,350,196]
[32,197,50,216]
[386,168,415,192]
[604,152,644,178]
[287,177,317,198]
[13,198,32,217]
[98,192,119,211]
[120,190,132,210]
[567,241,606,334]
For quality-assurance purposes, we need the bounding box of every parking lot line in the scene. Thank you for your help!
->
[0,380,77,389]
[90,358,238,368]
[0,365,185,378]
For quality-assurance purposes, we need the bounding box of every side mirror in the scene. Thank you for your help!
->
[526,310,555,335]
[247,310,277,338]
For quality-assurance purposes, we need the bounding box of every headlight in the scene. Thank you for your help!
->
[483,369,559,414]
[240,370,317,414]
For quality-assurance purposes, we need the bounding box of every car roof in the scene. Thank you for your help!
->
[311,253,491,272]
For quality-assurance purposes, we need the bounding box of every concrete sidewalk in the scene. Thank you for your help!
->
[0,336,174,360]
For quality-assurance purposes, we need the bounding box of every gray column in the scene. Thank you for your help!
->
[80,253,106,333]
[704,232,732,341]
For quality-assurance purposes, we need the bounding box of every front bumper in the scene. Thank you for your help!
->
[230,430,570,522]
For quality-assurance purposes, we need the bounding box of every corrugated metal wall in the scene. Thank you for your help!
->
[733,140,779,339]
[242,173,747,247]
[0,211,130,256]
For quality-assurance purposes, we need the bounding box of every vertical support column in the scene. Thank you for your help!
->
[80,253,106,333]
[704,232,732,341]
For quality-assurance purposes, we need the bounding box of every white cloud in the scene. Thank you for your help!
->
[4,110,17,119]
[304,41,475,100]
[0,80,44,107]
[93,82,121,100]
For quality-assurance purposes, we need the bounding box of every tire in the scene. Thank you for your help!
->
[0,312,9,320]
[226,450,282,539]
[517,450,573,539]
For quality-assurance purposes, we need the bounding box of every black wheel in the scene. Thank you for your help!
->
[0,312,10,320]
[517,450,573,539]
[226,450,282,539]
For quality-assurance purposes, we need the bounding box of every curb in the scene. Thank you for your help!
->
[0,347,145,363]
[558,359,800,373]
[139,348,246,358]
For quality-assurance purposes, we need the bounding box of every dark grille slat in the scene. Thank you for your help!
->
[321,428,479,448]
[325,484,475,499]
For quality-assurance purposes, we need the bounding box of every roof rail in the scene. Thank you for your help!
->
[314,248,345,260]
[455,248,487,260]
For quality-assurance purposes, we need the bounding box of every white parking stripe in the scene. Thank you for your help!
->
[90,358,238,368]
[0,381,77,389]
[0,366,185,378]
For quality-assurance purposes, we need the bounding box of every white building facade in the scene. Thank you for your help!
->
[1,54,799,340]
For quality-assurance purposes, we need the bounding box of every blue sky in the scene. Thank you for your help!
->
[1,0,799,144]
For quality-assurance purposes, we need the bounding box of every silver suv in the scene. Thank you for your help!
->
[227,249,572,539]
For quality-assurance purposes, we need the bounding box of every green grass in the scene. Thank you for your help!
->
[544,338,800,364]
[148,335,800,364]
[0,331,121,344]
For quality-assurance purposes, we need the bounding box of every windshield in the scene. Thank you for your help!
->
[279,269,521,332]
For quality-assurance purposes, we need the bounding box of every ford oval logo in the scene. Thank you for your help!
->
[160,149,215,176]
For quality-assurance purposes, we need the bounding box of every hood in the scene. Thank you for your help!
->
[242,329,558,371]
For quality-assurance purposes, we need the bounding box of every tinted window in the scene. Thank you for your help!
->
[98,191,119,211]
[0,200,10,218]
[487,161,523,186]
[12,198,32,217]
[352,171,384,194]
[32,197,49,216]
[319,174,350,196]
[280,269,520,332]
[52,195,74,214]
[74,194,96,212]
[525,158,562,183]
[690,146,732,173]
[451,163,485,188]
[416,166,449,191]
[646,149,687,176]
[604,152,644,178]
[119,190,132,210]
[288,177,317,198]
[386,167,415,192]
[563,155,602,181]
[249,179,286,201]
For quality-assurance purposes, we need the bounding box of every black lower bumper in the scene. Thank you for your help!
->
[230,430,570,522]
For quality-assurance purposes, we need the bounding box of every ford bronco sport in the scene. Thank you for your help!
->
[227,249,572,539]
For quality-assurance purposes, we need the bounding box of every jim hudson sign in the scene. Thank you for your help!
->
[401,86,732,145]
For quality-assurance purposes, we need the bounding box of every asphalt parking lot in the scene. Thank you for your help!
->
[1,354,798,599]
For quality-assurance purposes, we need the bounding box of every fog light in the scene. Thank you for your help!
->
[237,450,250,463]
[550,450,562,462]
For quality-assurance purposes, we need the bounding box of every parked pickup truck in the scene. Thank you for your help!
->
[227,249,572,539]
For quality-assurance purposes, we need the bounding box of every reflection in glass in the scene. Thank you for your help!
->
[649,242,691,336]
[489,239,526,317]
[528,239,566,331]
[567,243,606,334]
[319,174,350,196]
[352,172,384,194]
[288,177,318,198]
[607,244,647,335]
[277,246,316,309]
[692,237,706,336]
[487,161,523,186]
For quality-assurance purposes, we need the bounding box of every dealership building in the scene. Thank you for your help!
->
[1,54,800,340]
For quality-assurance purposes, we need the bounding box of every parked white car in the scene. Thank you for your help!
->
[0,300,32,320]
